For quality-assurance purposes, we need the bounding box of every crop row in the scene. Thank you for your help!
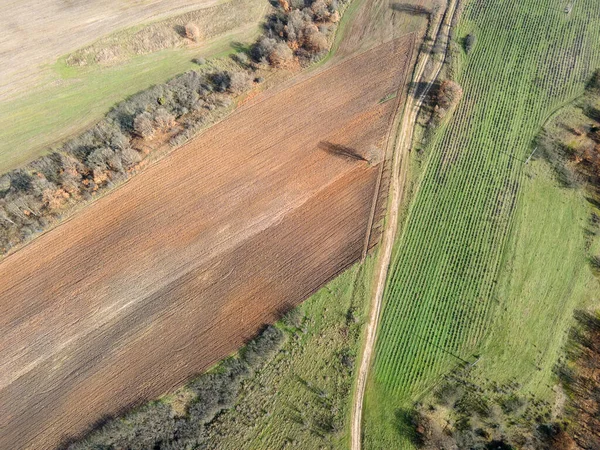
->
[372,0,600,407]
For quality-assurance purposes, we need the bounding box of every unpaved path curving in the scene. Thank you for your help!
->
[350,0,458,447]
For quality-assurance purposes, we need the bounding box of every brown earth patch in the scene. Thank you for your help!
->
[0,36,414,449]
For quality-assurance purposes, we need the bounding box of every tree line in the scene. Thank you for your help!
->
[61,325,285,450]
[0,67,254,255]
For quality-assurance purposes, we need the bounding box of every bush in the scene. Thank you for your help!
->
[185,22,201,42]
[251,36,278,62]
[0,174,10,193]
[234,52,250,66]
[269,42,294,66]
[311,0,330,21]
[464,33,476,53]
[9,170,33,192]
[153,108,176,129]
[251,0,338,67]
[209,71,231,92]
[133,112,156,138]
[304,29,328,53]
[229,71,253,94]
[241,325,285,367]
[432,80,463,122]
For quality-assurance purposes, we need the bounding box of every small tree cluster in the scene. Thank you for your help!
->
[557,311,600,450]
[432,79,463,122]
[63,326,285,450]
[539,71,600,193]
[251,0,345,66]
[0,121,142,254]
[410,369,574,450]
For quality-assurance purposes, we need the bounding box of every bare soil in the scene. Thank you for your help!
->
[0,36,415,450]
[0,0,218,99]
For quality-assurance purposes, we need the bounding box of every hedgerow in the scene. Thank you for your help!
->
[62,326,285,450]
[0,66,250,254]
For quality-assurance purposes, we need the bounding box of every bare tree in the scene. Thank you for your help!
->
[269,42,294,66]
[133,112,156,139]
[229,71,253,94]
[154,108,176,129]
[304,28,328,53]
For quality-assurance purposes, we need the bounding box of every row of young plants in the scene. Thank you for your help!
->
[387,69,600,450]
[367,0,600,447]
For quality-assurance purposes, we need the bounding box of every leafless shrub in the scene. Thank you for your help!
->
[0,174,10,193]
[304,29,328,53]
[229,71,253,94]
[432,80,463,122]
[252,36,278,62]
[209,71,232,92]
[269,42,294,66]
[133,112,156,139]
[120,147,143,169]
[154,108,176,129]
[234,52,250,66]
[311,0,330,21]
[185,22,202,42]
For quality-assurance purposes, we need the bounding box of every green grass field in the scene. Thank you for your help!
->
[201,258,376,449]
[468,160,599,399]
[364,0,600,447]
[0,1,264,175]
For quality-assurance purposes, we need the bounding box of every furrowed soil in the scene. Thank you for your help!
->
[0,36,415,450]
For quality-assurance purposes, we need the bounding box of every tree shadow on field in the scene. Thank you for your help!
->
[390,3,431,16]
[174,24,187,38]
[586,195,600,210]
[56,408,133,450]
[230,41,251,53]
[318,141,366,162]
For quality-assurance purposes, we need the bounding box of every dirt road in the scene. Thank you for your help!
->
[350,1,458,448]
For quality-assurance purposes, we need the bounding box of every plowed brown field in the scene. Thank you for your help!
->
[0,35,415,450]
